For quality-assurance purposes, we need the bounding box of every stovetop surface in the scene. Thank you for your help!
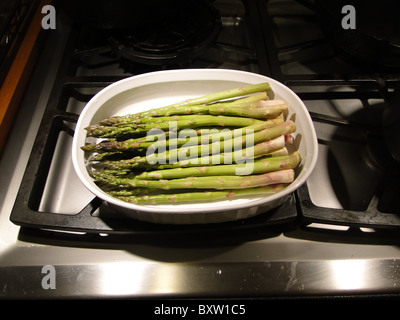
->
[1,0,400,299]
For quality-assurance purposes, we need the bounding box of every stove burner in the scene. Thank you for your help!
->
[108,0,221,66]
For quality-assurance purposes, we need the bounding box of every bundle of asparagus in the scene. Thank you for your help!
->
[81,82,302,205]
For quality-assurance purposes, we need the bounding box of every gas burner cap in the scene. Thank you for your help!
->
[108,0,221,65]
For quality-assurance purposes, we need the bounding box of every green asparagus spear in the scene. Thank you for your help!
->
[134,151,301,179]
[97,83,273,127]
[82,118,284,152]
[98,97,285,129]
[85,115,263,138]
[92,169,295,190]
[115,184,286,204]
[206,100,288,119]
[107,188,152,196]
[99,102,286,127]
[138,82,273,116]
[99,92,270,126]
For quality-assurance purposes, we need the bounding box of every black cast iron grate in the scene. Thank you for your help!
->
[251,0,400,229]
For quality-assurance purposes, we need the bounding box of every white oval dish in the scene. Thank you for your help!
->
[72,69,318,224]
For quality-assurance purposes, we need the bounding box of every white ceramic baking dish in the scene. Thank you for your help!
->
[72,69,318,224]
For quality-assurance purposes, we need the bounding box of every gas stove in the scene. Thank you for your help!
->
[1,0,400,300]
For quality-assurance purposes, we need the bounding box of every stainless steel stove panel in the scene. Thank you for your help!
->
[1,0,400,299]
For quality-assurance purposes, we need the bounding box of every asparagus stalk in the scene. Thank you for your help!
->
[268,147,288,157]
[86,115,263,138]
[227,91,268,104]
[107,188,152,196]
[82,118,284,152]
[206,100,288,119]
[99,92,269,126]
[101,102,286,126]
[92,169,295,190]
[99,83,273,126]
[135,151,301,179]
[88,150,125,161]
[90,145,290,163]
[115,184,286,204]
[138,82,273,116]
[98,97,285,128]
[99,135,286,170]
